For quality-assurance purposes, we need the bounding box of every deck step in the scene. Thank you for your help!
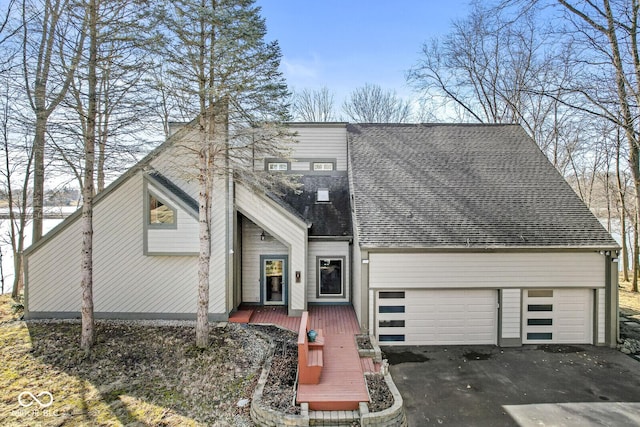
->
[228,309,253,323]
[309,409,360,426]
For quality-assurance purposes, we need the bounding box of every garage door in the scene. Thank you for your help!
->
[522,289,592,344]
[376,289,498,345]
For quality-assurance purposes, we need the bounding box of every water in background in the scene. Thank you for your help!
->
[0,206,76,294]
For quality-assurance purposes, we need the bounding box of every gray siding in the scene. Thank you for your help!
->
[146,182,199,254]
[307,240,350,303]
[290,125,347,171]
[597,288,605,344]
[149,132,199,199]
[241,218,287,303]
[368,252,606,289]
[501,289,521,340]
[27,172,199,315]
[235,184,308,312]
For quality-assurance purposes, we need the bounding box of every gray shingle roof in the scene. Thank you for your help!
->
[275,174,352,237]
[348,123,618,249]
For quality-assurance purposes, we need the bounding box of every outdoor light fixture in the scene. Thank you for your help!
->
[260,230,265,241]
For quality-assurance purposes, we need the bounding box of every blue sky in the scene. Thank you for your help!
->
[256,0,472,103]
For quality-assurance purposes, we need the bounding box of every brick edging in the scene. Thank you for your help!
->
[359,334,408,426]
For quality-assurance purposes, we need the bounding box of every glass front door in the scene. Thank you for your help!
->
[263,258,286,305]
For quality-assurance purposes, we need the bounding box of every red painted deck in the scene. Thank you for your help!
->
[244,305,370,411]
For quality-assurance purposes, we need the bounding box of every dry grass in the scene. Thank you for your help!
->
[0,295,267,426]
[619,275,640,320]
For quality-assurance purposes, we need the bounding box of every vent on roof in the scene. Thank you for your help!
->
[317,188,329,202]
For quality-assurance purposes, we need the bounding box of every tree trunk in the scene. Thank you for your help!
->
[80,0,97,352]
[31,112,46,243]
[196,140,211,348]
[616,131,629,282]
[634,210,639,292]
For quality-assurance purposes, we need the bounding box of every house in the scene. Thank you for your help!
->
[24,122,620,347]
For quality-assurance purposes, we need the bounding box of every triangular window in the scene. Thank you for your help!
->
[149,194,175,225]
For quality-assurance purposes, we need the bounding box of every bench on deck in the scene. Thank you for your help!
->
[297,311,325,384]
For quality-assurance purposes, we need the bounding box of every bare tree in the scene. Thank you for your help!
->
[543,0,640,290]
[21,0,86,243]
[0,69,33,299]
[342,83,412,123]
[291,87,337,122]
[407,2,568,144]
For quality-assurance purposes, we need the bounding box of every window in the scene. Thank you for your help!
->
[268,162,288,171]
[316,189,330,202]
[313,162,334,171]
[149,194,175,226]
[379,291,405,299]
[318,257,344,297]
[378,334,405,342]
[378,305,405,313]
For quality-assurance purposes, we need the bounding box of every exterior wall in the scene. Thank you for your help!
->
[241,218,287,303]
[148,131,199,199]
[257,124,347,172]
[501,289,521,343]
[209,172,231,315]
[597,288,606,344]
[368,252,606,289]
[352,242,364,327]
[145,182,199,255]
[235,184,308,314]
[26,172,199,317]
[149,128,231,317]
[307,240,350,303]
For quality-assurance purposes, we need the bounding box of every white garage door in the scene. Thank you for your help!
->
[376,289,498,345]
[522,289,593,344]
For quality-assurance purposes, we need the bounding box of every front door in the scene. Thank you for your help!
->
[262,256,287,305]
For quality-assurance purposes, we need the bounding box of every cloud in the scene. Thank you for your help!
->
[281,54,322,83]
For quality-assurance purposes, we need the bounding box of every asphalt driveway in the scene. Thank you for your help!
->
[384,345,640,427]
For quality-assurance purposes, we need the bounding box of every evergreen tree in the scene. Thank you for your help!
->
[157,0,290,347]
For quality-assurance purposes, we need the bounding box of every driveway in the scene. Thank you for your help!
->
[384,345,640,426]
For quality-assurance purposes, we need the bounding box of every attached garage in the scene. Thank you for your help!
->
[376,289,497,345]
[348,124,620,348]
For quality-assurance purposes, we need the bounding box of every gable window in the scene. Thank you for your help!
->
[149,194,176,226]
[268,162,288,171]
[313,162,334,171]
[318,257,344,297]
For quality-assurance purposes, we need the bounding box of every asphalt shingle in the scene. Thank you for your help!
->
[347,123,618,249]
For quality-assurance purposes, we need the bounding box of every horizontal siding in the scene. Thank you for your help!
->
[241,218,287,303]
[27,172,199,315]
[598,288,605,344]
[208,173,230,314]
[307,241,350,303]
[501,289,521,339]
[369,252,606,289]
[236,184,307,310]
[149,134,199,199]
[147,183,199,254]
[291,161,310,171]
[290,125,347,171]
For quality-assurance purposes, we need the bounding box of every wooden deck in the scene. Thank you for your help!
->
[239,305,370,411]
